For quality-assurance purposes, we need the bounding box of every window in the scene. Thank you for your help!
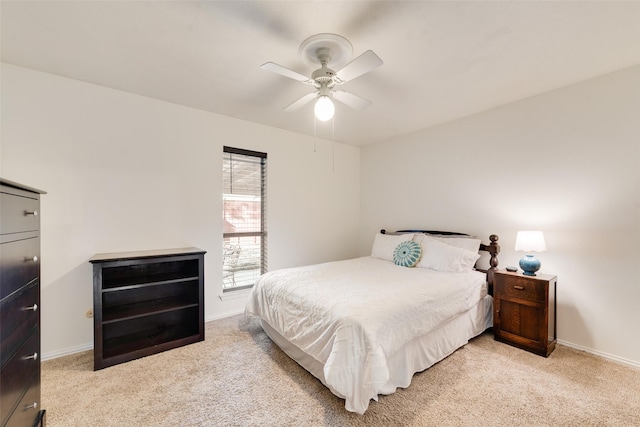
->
[222,146,267,291]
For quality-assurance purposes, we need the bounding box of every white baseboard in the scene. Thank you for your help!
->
[205,310,244,323]
[42,343,93,362]
[557,339,640,370]
[41,312,245,362]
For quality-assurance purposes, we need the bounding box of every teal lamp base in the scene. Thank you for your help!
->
[519,254,541,276]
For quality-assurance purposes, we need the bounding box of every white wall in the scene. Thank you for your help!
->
[3,61,638,366]
[0,63,361,359]
[360,65,640,366]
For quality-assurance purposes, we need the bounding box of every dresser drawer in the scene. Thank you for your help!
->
[0,281,39,366]
[495,275,546,302]
[0,237,40,300]
[0,192,40,235]
[0,330,40,426]
[2,369,41,427]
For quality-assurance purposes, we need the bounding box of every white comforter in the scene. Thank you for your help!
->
[245,256,488,413]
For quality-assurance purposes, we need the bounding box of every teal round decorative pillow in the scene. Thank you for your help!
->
[393,241,422,267]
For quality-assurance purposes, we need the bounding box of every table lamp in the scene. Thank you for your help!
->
[515,231,546,276]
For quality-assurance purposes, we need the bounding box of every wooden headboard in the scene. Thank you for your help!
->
[380,229,500,291]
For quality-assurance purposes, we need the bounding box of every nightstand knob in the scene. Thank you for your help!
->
[513,285,524,290]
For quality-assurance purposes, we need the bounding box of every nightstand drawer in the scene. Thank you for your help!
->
[495,275,546,302]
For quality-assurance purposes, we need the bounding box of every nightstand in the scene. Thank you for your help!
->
[493,270,557,357]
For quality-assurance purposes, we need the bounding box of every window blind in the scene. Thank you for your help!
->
[222,146,267,291]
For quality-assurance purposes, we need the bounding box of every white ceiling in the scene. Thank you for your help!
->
[2,1,640,146]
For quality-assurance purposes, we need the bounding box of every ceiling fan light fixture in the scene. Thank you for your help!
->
[314,96,335,121]
[261,33,382,122]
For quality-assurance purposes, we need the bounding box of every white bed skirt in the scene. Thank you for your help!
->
[260,294,493,409]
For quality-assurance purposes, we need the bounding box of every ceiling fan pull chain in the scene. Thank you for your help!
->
[332,114,335,141]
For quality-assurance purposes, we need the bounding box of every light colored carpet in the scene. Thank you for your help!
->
[42,315,640,426]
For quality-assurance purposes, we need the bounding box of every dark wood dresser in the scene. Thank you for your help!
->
[493,270,557,357]
[90,248,206,370]
[1,179,46,426]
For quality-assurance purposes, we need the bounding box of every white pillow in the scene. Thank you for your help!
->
[432,236,481,253]
[417,237,481,272]
[371,233,415,261]
[411,234,481,253]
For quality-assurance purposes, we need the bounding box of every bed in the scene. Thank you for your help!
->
[245,229,500,414]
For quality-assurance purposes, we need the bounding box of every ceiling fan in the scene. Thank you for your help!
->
[261,33,383,121]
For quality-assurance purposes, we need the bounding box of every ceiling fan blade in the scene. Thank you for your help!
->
[334,50,383,83]
[332,90,371,111]
[260,62,313,84]
[283,92,317,111]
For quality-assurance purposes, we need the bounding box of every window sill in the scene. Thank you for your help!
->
[219,288,252,301]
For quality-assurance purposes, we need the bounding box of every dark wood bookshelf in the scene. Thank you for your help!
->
[90,248,205,370]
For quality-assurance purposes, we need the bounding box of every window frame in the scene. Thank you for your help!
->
[222,146,267,292]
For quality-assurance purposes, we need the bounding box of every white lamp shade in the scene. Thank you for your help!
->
[314,96,335,121]
[515,231,547,252]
